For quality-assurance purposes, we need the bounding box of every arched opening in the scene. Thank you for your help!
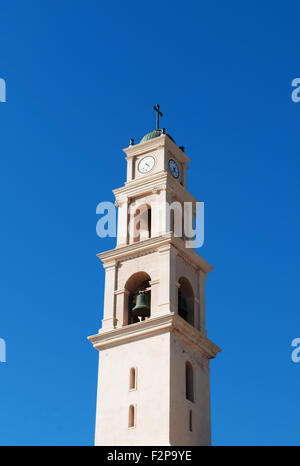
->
[185,361,194,402]
[132,204,151,242]
[128,405,135,428]
[125,271,151,325]
[178,277,194,326]
[129,367,136,390]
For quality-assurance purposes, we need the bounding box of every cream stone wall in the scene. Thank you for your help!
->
[94,331,171,446]
[124,135,189,185]
[169,333,211,446]
[116,252,160,291]
[90,314,219,446]
[133,148,164,180]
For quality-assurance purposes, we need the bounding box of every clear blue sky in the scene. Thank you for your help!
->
[1,0,299,446]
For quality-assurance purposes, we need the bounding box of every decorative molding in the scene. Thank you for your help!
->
[157,244,172,254]
[97,232,213,274]
[123,134,191,165]
[102,260,117,270]
[114,288,130,296]
[113,170,198,206]
[88,313,221,359]
[114,247,159,265]
[114,171,167,198]
[123,139,165,158]
[115,197,129,207]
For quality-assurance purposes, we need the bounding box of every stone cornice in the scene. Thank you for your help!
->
[87,313,221,359]
[113,171,198,204]
[113,171,167,198]
[114,288,130,296]
[123,134,191,165]
[97,232,213,274]
[98,234,168,264]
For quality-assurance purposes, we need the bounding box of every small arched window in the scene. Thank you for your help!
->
[129,367,137,390]
[185,361,194,402]
[128,404,135,428]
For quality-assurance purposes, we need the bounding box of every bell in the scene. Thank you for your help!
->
[131,291,150,319]
[178,294,187,319]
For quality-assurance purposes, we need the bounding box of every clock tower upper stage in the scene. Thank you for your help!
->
[113,128,201,250]
[124,132,189,187]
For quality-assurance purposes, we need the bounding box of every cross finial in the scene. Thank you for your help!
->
[153,104,163,130]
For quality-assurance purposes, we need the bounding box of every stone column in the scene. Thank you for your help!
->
[151,189,163,238]
[157,244,178,315]
[169,248,177,313]
[175,281,181,315]
[128,200,137,244]
[194,297,200,330]
[199,270,207,336]
[159,189,169,236]
[149,279,160,317]
[114,287,130,328]
[116,198,129,247]
[101,261,117,332]
[126,156,134,182]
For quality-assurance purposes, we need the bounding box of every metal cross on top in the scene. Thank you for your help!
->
[153,104,163,130]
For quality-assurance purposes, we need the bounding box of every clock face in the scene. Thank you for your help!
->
[138,156,155,174]
[168,159,179,179]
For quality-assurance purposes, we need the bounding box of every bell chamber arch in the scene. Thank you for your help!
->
[124,271,151,325]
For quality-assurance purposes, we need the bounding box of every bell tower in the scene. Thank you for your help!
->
[88,107,221,446]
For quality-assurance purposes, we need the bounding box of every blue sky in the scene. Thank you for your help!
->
[1,0,300,446]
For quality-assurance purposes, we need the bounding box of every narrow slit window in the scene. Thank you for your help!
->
[129,404,135,428]
[130,367,136,390]
[189,410,193,432]
[148,208,151,238]
[185,361,194,402]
